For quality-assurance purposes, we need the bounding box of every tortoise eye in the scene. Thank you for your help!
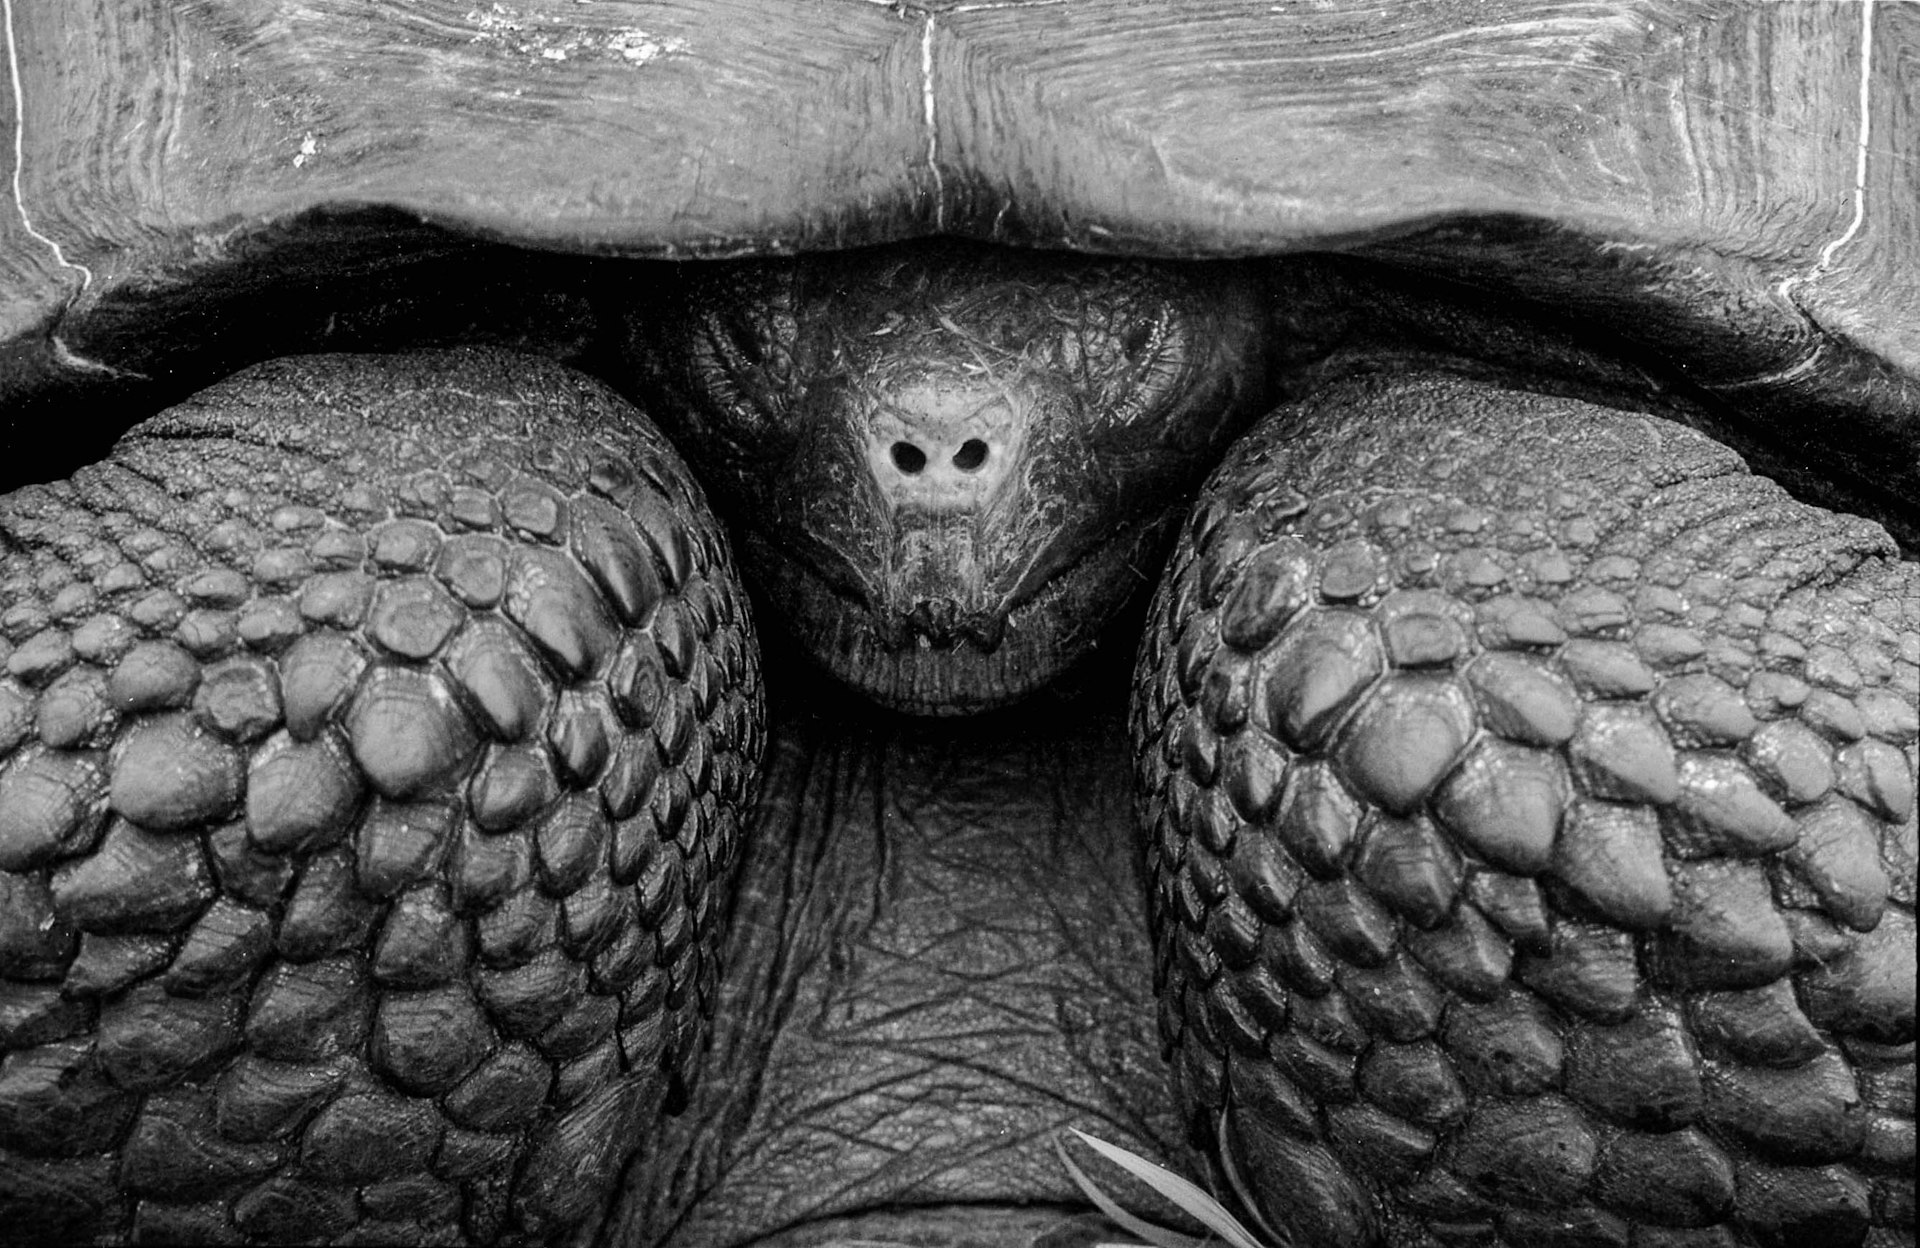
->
[682,306,802,460]
[1120,318,1159,361]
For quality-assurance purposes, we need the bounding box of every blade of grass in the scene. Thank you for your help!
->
[1054,1132,1212,1248]
[1216,1109,1288,1247]
[1056,1128,1273,1248]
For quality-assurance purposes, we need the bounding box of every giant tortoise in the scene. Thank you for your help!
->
[0,2,1914,1246]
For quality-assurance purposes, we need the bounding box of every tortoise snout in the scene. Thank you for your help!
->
[865,379,1027,513]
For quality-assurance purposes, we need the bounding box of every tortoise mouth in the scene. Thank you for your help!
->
[738,510,1180,715]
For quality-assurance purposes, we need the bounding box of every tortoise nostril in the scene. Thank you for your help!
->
[953,439,989,472]
[891,441,927,474]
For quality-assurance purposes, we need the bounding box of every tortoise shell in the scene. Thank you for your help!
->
[0,1,1913,541]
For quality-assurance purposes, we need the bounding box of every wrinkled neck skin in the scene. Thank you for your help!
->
[633,241,1276,715]
[596,644,1192,1247]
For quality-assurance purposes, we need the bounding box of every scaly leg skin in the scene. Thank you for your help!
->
[0,349,764,1246]
[1133,368,1916,1248]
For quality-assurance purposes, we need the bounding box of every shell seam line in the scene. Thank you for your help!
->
[4,0,94,302]
[4,0,136,378]
[1775,0,1875,312]
[921,11,945,229]
[901,0,1069,228]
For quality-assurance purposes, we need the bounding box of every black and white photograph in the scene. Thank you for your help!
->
[0,3,1913,1246]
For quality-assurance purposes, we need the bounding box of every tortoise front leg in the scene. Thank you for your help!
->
[1133,367,1916,1248]
[0,349,763,1246]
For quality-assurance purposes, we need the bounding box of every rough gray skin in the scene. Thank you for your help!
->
[0,243,1915,1248]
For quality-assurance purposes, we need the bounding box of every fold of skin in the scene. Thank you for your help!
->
[1133,366,1917,1248]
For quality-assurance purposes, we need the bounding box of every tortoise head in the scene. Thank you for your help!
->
[633,242,1273,714]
